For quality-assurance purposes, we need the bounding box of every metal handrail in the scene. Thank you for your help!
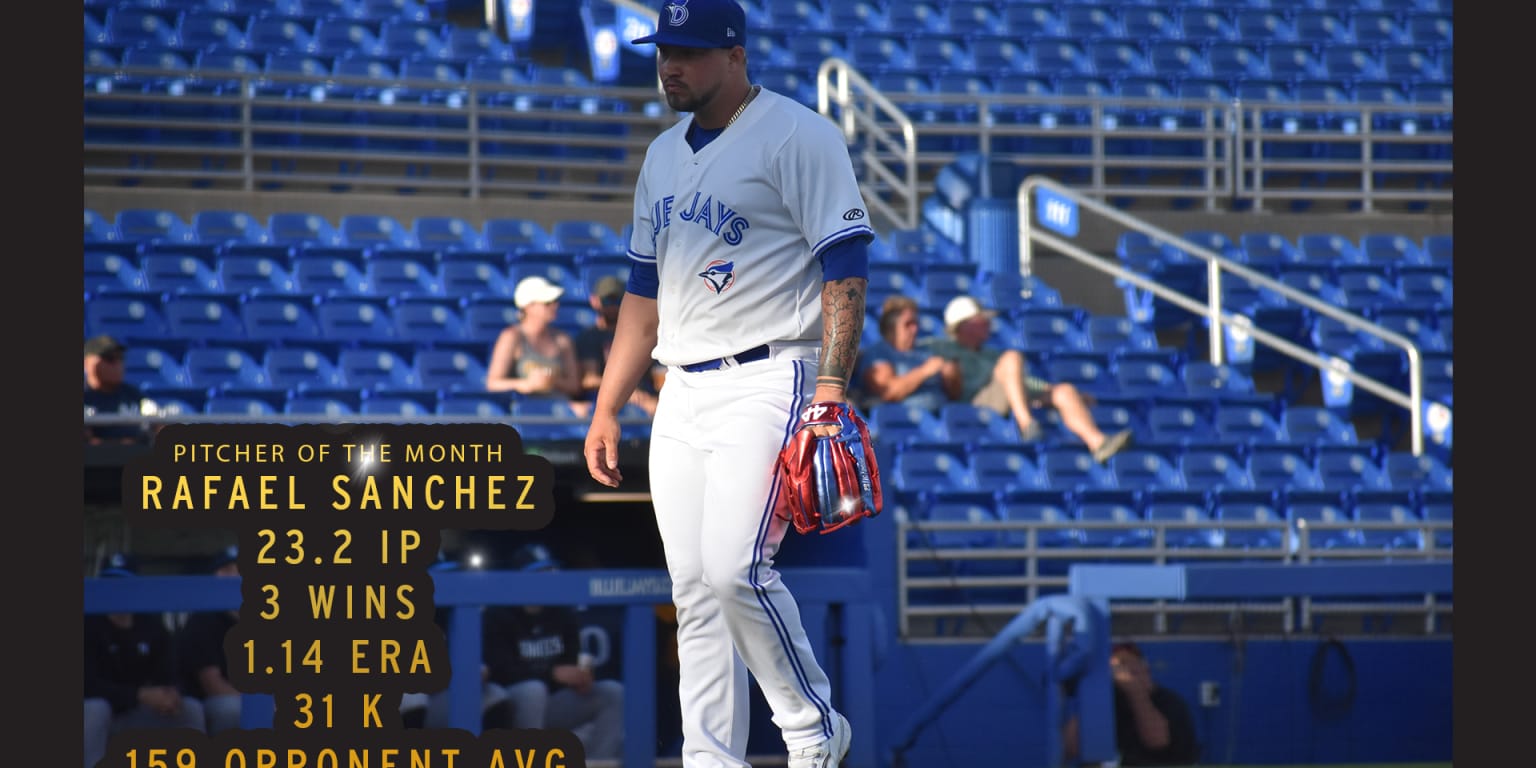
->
[1018,175,1428,456]
[816,57,920,230]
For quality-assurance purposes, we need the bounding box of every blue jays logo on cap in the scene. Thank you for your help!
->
[698,260,735,294]
[631,0,746,49]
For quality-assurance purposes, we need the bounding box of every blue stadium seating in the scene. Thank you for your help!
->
[339,346,418,390]
[892,444,976,498]
[184,346,269,390]
[436,393,510,419]
[414,348,487,391]
[264,346,345,390]
[1313,444,1392,494]
[125,344,192,389]
[1144,489,1221,550]
[360,392,436,417]
[1211,489,1285,550]
[218,255,296,295]
[240,294,323,344]
[1180,448,1254,493]
[391,297,468,347]
[996,489,1078,548]
[1283,489,1359,550]
[291,254,371,297]
[512,395,586,441]
[1283,405,1359,446]
[315,296,397,345]
[1040,446,1116,493]
[269,213,346,248]
[1108,450,1185,491]
[85,251,148,295]
[1248,444,1325,491]
[1074,489,1152,548]
[163,293,247,343]
[1383,452,1452,494]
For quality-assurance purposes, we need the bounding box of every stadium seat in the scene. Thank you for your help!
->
[240,294,324,344]
[1019,313,1092,356]
[390,297,468,346]
[263,346,344,391]
[1283,489,1359,550]
[184,346,269,390]
[192,210,270,246]
[1313,445,1391,494]
[1084,316,1159,356]
[412,215,487,252]
[315,296,397,345]
[339,213,418,251]
[1352,490,1424,550]
[339,347,418,390]
[1179,448,1254,492]
[413,348,488,392]
[217,254,296,295]
[512,395,587,441]
[162,293,246,343]
[483,218,556,255]
[996,489,1078,548]
[1043,352,1116,400]
[268,213,345,248]
[462,297,519,343]
[1144,402,1214,447]
[366,255,442,298]
[85,251,148,295]
[360,392,437,418]
[1040,446,1116,493]
[106,6,180,48]
[1144,489,1221,549]
[1182,361,1257,401]
[291,254,371,298]
[892,445,976,498]
[1074,489,1152,548]
[85,291,172,342]
[1211,489,1285,550]
[436,393,510,419]
[1383,452,1452,494]
[1398,272,1453,313]
[205,394,282,418]
[437,260,513,301]
[312,17,386,57]
[115,209,198,246]
[1180,8,1239,44]
[125,345,192,389]
[1248,445,1324,491]
[139,254,223,295]
[1112,359,1181,400]
[1283,406,1359,446]
[551,220,624,257]
[1108,450,1185,491]
[938,403,1014,446]
[969,445,1045,492]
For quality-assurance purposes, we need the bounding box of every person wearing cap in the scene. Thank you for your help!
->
[482,543,624,760]
[583,0,873,764]
[925,295,1133,464]
[401,549,514,730]
[486,275,591,417]
[576,274,662,417]
[1062,641,1201,766]
[83,334,149,444]
[176,545,243,733]
[86,553,207,767]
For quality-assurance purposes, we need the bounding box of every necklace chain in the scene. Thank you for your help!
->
[725,84,759,130]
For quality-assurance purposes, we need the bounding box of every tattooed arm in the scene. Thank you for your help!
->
[814,276,868,405]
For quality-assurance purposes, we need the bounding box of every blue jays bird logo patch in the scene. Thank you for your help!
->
[699,260,735,294]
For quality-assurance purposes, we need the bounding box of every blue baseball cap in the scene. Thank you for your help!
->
[631,0,747,49]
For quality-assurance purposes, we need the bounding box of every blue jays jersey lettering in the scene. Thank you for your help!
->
[648,193,752,248]
[629,88,872,366]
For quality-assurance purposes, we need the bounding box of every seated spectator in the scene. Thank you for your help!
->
[576,275,662,418]
[924,295,1132,463]
[486,276,591,418]
[858,295,957,413]
[86,553,206,768]
[83,335,148,445]
[1063,641,1201,766]
[484,543,623,761]
[177,545,242,734]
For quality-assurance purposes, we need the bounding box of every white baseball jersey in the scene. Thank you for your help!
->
[627,88,873,366]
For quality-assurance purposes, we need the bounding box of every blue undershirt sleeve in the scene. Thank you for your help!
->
[626,260,660,299]
[818,233,872,282]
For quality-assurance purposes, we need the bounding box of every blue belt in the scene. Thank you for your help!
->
[680,344,771,372]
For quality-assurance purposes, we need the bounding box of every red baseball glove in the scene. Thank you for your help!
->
[773,401,883,535]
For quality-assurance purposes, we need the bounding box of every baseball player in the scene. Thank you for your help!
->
[582,1,873,765]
